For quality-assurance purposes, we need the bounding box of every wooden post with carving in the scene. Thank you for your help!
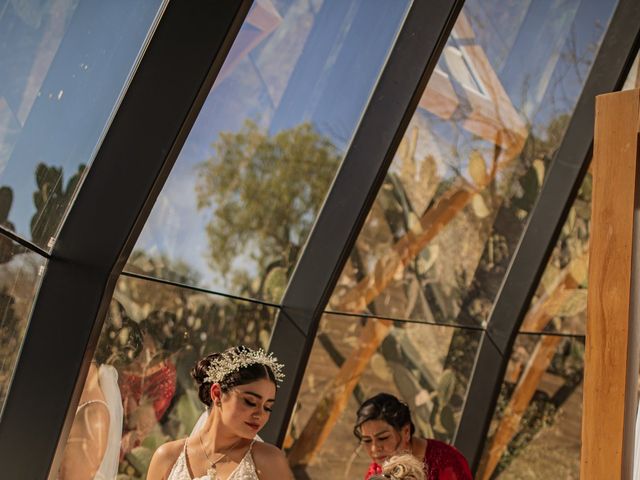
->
[581,88,640,480]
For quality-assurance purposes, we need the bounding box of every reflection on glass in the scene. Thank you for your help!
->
[521,173,591,336]
[622,50,640,91]
[0,234,46,413]
[329,0,617,327]
[478,334,584,480]
[0,0,165,249]
[286,313,480,478]
[57,274,278,480]
[129,0,412,302]
[523,51,640,336]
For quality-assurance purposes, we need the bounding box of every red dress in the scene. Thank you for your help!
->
[365,439,472,480]
[119,360,177,420]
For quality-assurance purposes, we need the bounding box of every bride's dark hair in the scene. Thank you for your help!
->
[354,393,415,439]
[191,345,277,407]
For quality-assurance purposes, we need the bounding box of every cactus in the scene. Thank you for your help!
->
[0,186,14,230]
[436,369,457,405]
[0,186,15,263]
[30,163,85,246]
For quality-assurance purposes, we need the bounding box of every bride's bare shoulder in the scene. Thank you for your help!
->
[252,440,283,455]
[252,442,294,480]
[147,438,186,480]
[155,438,186,458]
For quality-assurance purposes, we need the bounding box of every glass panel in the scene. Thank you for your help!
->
[521,174,591,336]
[523,50,640,336]
[328,0,617,327]
[56,274,278,480]
[286,313,480,478]
[622,50,640,90]
[0,0,165,249]
[478,334,584,480]
[0,234,46,414]
[128,0,412,302]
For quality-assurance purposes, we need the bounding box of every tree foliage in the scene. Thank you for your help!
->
[196,120,340,296]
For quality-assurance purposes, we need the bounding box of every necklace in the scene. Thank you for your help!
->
[198,432,243,479]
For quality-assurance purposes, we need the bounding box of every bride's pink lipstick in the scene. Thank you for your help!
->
[245,421,260,431]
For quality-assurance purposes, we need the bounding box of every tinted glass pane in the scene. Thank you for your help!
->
[521,173,591,336]
[286,313,480,478]
[0,234,46,414]
[329,0,617,327]
[523,50,640,336]
[622,50,640,90]
[0,0,165,249]
[128,0,412,302]
[57,275,278,480]
[478,334,584,480]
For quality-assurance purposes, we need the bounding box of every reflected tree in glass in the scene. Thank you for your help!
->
[129,0,412,298]
[479,335,584,479]
[195,121,340,302]
[520,173,591,336]
[288,314,479,479]
[289,1,616,468]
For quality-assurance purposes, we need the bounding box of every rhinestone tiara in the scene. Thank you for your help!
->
[204,346,285,385]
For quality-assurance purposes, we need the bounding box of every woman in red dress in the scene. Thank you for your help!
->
[354,393,472,480]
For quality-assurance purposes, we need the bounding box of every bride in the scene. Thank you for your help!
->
[147,346,294,480]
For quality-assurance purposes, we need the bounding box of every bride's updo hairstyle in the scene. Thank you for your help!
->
[191,345,283,408]
[354,393,415,440]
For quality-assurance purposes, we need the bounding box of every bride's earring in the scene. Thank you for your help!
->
[210,384,223,409]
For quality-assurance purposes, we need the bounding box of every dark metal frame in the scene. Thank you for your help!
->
[262,0,467,445]
[0,225,50,258]
[453,0,640,470]
[0,1,252,477]
[2,0,636,475]
[120,270,282,310]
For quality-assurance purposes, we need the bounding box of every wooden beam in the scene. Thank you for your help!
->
[581,88,640,480]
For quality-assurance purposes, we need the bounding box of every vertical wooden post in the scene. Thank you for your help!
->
[582,89,640,480]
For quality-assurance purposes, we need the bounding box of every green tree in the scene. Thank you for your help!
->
[196,120,340,299]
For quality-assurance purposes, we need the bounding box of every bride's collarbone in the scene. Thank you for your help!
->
[186,437,252,478]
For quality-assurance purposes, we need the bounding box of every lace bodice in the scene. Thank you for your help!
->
[167,439,259,480]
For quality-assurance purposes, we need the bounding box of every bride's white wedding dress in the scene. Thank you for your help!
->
[93,365,123,480]
[167,439,259,480]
